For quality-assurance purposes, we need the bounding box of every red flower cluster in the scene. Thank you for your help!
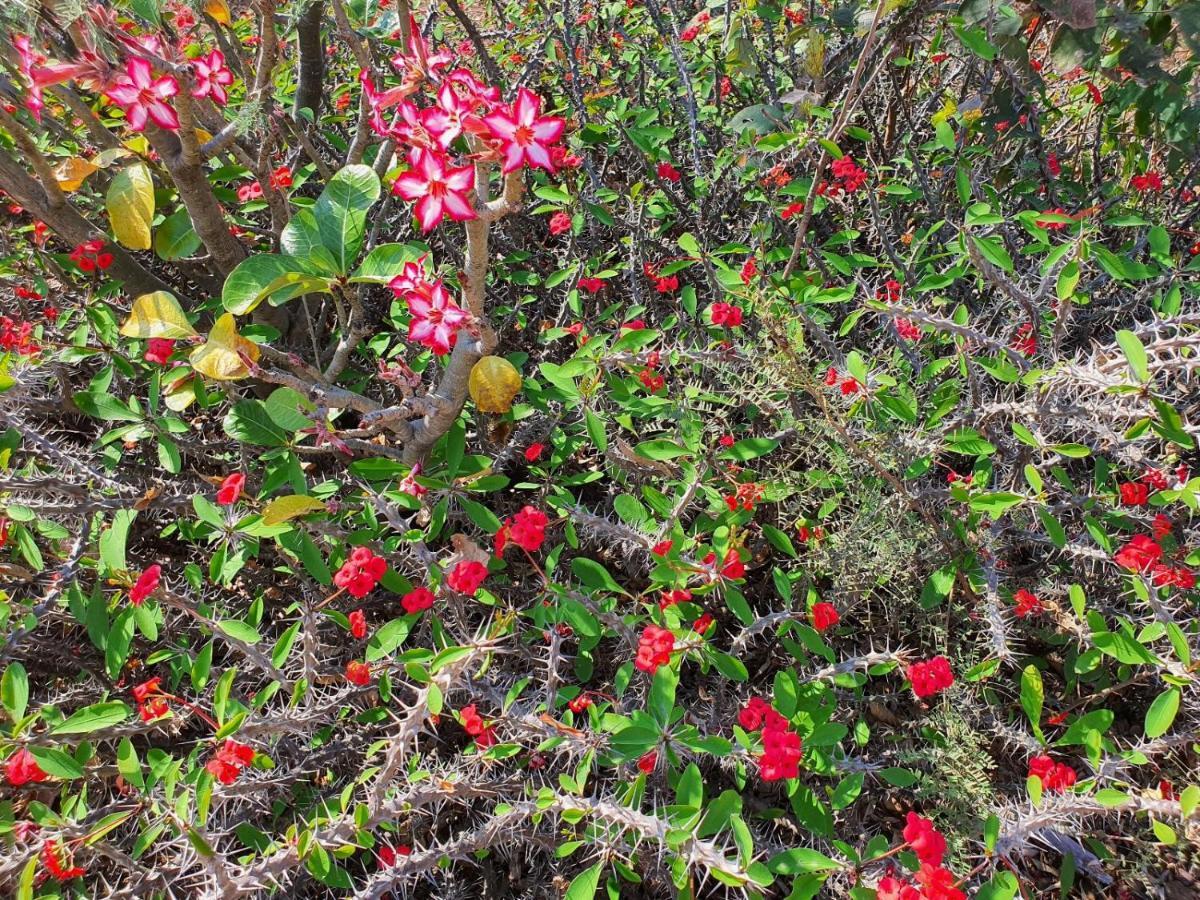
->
[69,239,113,273]
[578,276,605,293]
[144,338,175,365]
[904,812,946,866]
[524,442,545,462]
[567,692,592,713]
[446,559,488,595]
[334,547,387,598]
[1012,588,1042,618]
[216,472,245,505]
[635,625,675,674]
[1130,171,1163,193]
[133,677,170,722]
[402,586,435,614]
[1118,481,1149,506]
[907,656,954,699]
[41,839,86,881]
[5,748,47,786]
[0,317,38,356]
[1114,534,1162,573]
[739,701,802,781]
[349,609,368,639]
[810,601,839,632]
[344,660,372,685]
[1028,754,1077,792]
[495,505,549,555]
[710,302,743,327]
[548,211,572,236]
[205,739,255,785]
[876,279,902,302]
[659,588,692,609]
[1010,322,1037,356]
[459,704,496,747]
[657,161,681,182]
[129,564,161,606]
[723,481,764,512]
[702,548,745,581]
[638,349,665,392]
[830,156,868,192]
[824,366,861,395]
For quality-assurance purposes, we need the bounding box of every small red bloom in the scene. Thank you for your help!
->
[1114,534,1163,573]
[345,660,371,686]
[334,547,387,598]
[446,560,488,595]
[1085,81,1103,104]
[738,696,772,730]
[129,564,161,606]
[635,625,675,674]
[578,277,605,293]
[216,472,245,506]
[268,166,292,190]
[908,656,954,699]
[349,609,368,639]
[810,602,839,632]
[524,442,545,462]
[505,506,549,553]
[914,864,966,900]
[6,748,47,786]
[659,588,692,609]
[402,586,435,614]
[710,302,744,327]
[548,211,572,236]
[1012,589,1042,618]
[759,715,802,781]
[651,539,673,556]
[144,338,175,365]
[567,693,592,714]
[657,161,681,182]
[1028,754,1077,792]
[205,739,255,784]
[831,156,868,192]
[903,812,947,866]
[41,839,85,880]
[637,750,658,774]
[680,25,700,41]
[693,613,714,634]
[1130,172,1163,193]
[1118,482,1149,506]
[1152,514,1172,541]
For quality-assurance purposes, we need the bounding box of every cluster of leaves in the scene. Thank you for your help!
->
[0,0,1198,899]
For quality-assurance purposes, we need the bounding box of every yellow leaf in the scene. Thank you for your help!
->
[194,127,213,145]
[189,313,260,381]
[93,147,132,168]
[107,162,155,250]
[120,291,198,339]
[469,356,522,414]
[205,0,232,24]
[261,495,327,526]
[931,97,957,126]
[54,157,99,192]
[164,376,197,412]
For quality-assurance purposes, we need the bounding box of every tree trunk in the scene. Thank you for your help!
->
[295,1,326,122]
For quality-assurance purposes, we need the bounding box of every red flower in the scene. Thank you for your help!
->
[659,588,692,609]
[1151,565,1195,590]
[334,547,388,598]
[392,147,477,231]
[548,211,572,236]
[914,863,966,900]
[637,750,658,774]
[205,739,255,784]
[144,338,175,365]
[6,748,47,786]
[191,49,234,105]
[129,564,161,606]
[108,57,180,131]
[710,302,744,327]
[810,602,839,632]
[139,696,170,722]
[446,560,488,595]
[759,714,802,781]
[781,202,804,219]
[460,704,495,747]
[1114,534,1163,573]
[216,472,245,506]
[657,162,681,182]
[680,25,700,41]
[269,166,292,190]
[907,656,954,699]
[237,182,263,203]
[1118,482,1149,506]
[41,839,85,880]
[1046,151,1060,176]
[69,239,113,273]
[524,442,545,462]
[831,156,868,192]
[693,613,714,634]
[651,540,674,556]
[483,87,565,173]
[654,275,679,294]
[1012,589,1042,618]
[567,693,592,714]
[903,812,947,866]
[1028,754,1077,792]
[702,548,745,581]
[345,660,372,686]
[1085,81,1103,104]
[738,696,772,730]
[1152,514,1172,541]
[349,609,368,639]
[578,277,605,293]
[504,506,549,553]
[132,677,161,703]
[875,874,921,900]
[635,625,675,674]
[402,586,435,614]
[1130,172,1163,193]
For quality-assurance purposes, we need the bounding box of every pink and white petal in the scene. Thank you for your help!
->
[392,172,426,200]
[443,165,475,191]
[127,57,154,88]
[525,141,554,172]
[414,194,444,232]
[532,117,565,143]
[211,83,227,105]
[482,111,518,140]
[513,88,539,125]
[501,142,526,174]
[106,84,141,106]
[126,103,149,131]
[409,319,436,343]
[146,99,180,130]
[152,76,179,99]
[443,191,477,222]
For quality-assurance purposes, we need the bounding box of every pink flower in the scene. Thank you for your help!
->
[548,211,572,236]
[406,280,470,356]
[107,57,180,132]
[130,565,162,606]
[483,87,565,173]
[349,608,368,639]
[392,148,477,232]
[191,50,234,105]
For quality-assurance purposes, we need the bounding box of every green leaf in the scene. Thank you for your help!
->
[52,700,130,734]
[564,861,604,900]
[570,557,626,594]
[219,620,262,644]
[2,662,29,721]
[315,164,381,273]
[634,439,691,461]
[767,848,839,875]
[719,438,780,461]
[1144,688,1180,739]
[1020,665,1044,741]
[222,254,307,315]
[970,492,1024,517]
[28,747,84,779]
[224,400,289,446]
[1114,330,1150,382]
[154,207,202,260]
[350,242,424,283]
